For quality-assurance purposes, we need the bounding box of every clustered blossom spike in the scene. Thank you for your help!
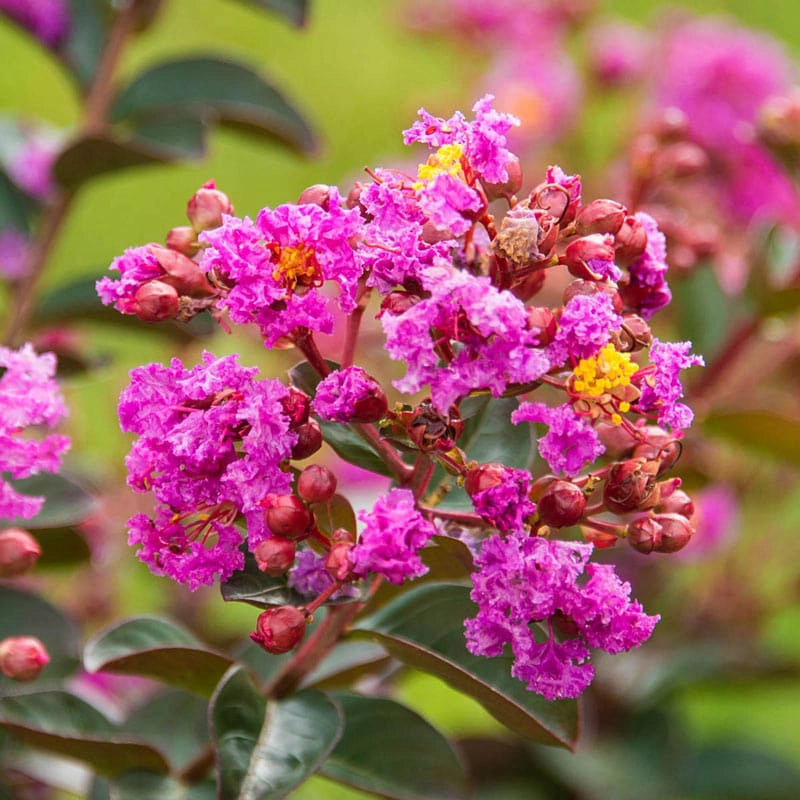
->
[0,344,70,520]
[103,95,703,700]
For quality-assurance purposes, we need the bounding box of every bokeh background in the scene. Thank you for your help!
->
[3,1,800,798]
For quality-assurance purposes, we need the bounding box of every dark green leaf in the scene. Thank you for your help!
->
[111,56,317,154]
[287,359,339,395]
[60,0,108,88]
[129,115,207,159]
[210,667,343,799]
[53,133,185,190]
[353,583,579,749]
[0,472,95,530]
[672,265,735,358]
[0,585,80,688]
[320,422,394,478]
[303,641,389,689]
[112,770,185,800]
[124,689,210,773]
[309,493,356,537]
[322,692,468,800]
[704,410,800,466]
[33,275,216,339]
[83,616,233,697]
[33,526,92,566]
[231,0,308,26]
[0,168,35,231]
[0,691,169,777]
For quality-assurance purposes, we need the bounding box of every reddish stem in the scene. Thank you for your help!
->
[294,329,331,377]
[420,505,485,526]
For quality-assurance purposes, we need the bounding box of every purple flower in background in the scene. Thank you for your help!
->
[0,344,69,520]
[465,534,658,699]
[512,402,604,477]
[6,138,57,200]
[0,229,30,281]
[588,20,648,86]
[678,484,739,561]
[0,0,69,47]
[350,488,436,584]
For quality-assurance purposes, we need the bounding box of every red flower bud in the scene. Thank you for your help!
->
[298,184,335,209]
[186,182,233,231]
[632,427,682,474]
[325,542,355,581]
[351,377,388,424]
[575,199,627,236]
[291,419,323,460]
[565,234,616,279]
[0,636,49,681]
[526,306,557,345]
[150,246,214,297]
[0,528,41,578]
[264,495,312,539]
[133,281,179,322]
[614,215,648,265]
[380,291,420,317]
[297,465,337,504]
[408,400,463,452]
[613,314,652,352]
[627,513,694,554]
[483,156,523,199]
[537,481,586,528]
[465,463,507,497]
[254,537,296,576]
[250,607,306,654]
[510,268,546,302]
[281,387,311,428]
[603,458,659,513]
[165,225,198,256]
[657,487,695,519]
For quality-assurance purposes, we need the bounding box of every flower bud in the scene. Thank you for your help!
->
[510,268,546,302]
[575,199,627,236]
[563,279,624,313]
[614,215,648,265]
[325,542,355,581]
[408,400,463,452]
[537,481,586,527]
[526,306,557,345]
[150,246,214,297]
[0,636,49,681]
[186,181,233,231]
[564,234,616,278]
[346,181,368,211]
[133,281,180,322]
[350,376,388,424]
[465,463,507,497]
[297,465,337,504]
[380,291,420,317]
[298,184,335,209]
[603,458,659,513]
[165,225,198,256]
[254,536,296,576]
[613,314,652,352]
[281,387,311,428]
[421,221,455,244]
[632,427,682,474]
[0,528,41,578]
[657,487,695,518]
[483,156,523,199]
[627,513,694,554]
[291,419,323,460]
[250,607,306,654]
[264,495,313,539]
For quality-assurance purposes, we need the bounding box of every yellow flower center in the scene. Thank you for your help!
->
[572,344,637,398]
[272,243,320,291]
[413,143,465,189]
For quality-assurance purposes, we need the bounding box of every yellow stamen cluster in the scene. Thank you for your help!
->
[272,243,319,291]
[413,143,465,189]
[572,344,637,400]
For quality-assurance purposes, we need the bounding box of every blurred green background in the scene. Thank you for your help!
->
[3,1,800,798]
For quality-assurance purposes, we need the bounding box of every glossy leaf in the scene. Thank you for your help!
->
[0,168,34,231]
[33,275,215,338]
[321,692,468,800]
[287,359,339,395]
[353,583,579,749]
[83,616,233,697]
[113,771,185,800]
[130,115,207,158]
[0,472,95,530]
[111,56,317,154]
[232,0,308,26]
[309,493,356,537]
[303,641,389,689]
[0,691,169,777]
[210,667,343,799]
[59,0,108,88]
[0,585,80,687]
[124,689,210,773]
[320,422,394,478]
[704,410,800,466]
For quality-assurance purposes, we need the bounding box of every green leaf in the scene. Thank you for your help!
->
[210,667,343,799]
[0,585,80,687]
[287,359,339,395]
[0,691,169,777]
[231,0,309,26]
[32,525,92,566]
[130,115,208,158]
[112,770,185,800]
[353,583,579,749]
[33,275,216,339]
[321,422,394,478]
[111,56,317,155]
[53,133,188,190]
[0,168,35,231]
[704,410,800,466]
[303,641,388,689]
[321,692,468,800]
[124,689,210,774]
[672,265,735,358]
[309,493,356,537]
[60,0,108,88]
[221,551,365,609]
[83,616,234,697]
[0,472,95,530]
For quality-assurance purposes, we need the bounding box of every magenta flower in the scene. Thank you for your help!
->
[588,20,648,86]
[199,191,363,346]
[0,344,69,520]
[0,0,69,47]
[96,245,164,314]
[465,534,658,699]
[312,366,384,424]
[512,402,604,477]
[547,292,622,367]
[288,548,359,599]
[471,467,535,533]
[622,212,672,319]
[349,488,436,584]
